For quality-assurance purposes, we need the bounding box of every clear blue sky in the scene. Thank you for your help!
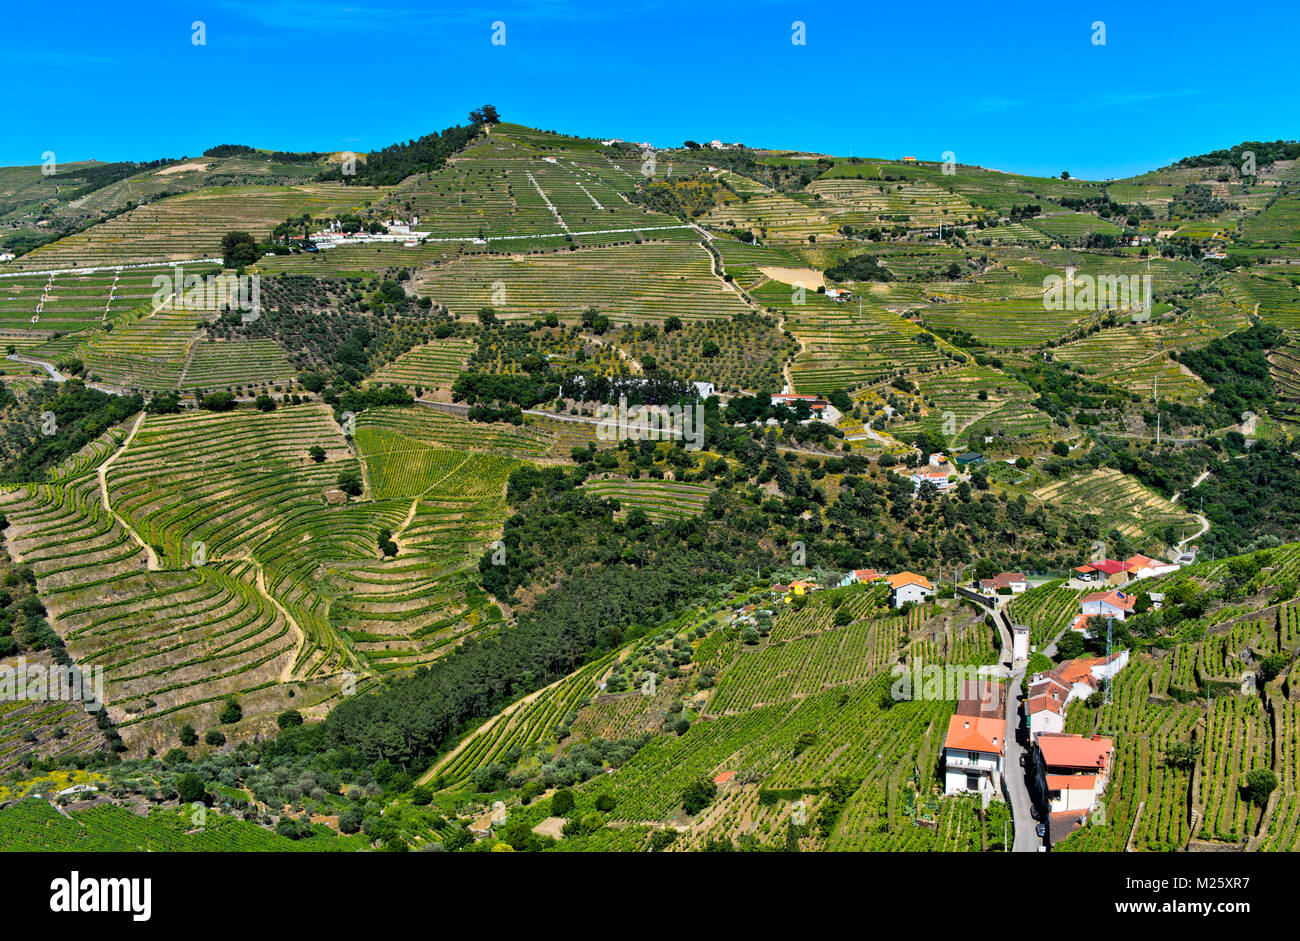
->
[5,0,1297,179]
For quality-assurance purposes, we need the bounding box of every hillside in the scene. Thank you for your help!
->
[1,110,1299,855]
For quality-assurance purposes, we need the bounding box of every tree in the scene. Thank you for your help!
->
[680,778,717,815]
[204,729,226,747]
[337,470,363,497]
[338,807,363,833]
[219,697,243,724]
[176,772,206,803]
[1243,768,1278,807]
[221,231,259,268]
[254,393,276,412]
[469,104,501,124]
[410,785,433,806]
[309,446,326,463]
[1056,631,1085,659]
[277,709,304,729]
[1060,171,1070,180]
[200,391,236,412]
[1164,742,1197,770]
[1259,651,1290,683]
[551,788,575,816]
[701,340,720,358]
[178,723,198,746]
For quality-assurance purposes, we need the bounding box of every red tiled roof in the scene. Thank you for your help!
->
[980,573,1027,590]
[943,715,1005,754]
[1080,559,1125,575]
[1082,589,1136,611]
[1038,733,1113,771]
[713,770,736,785]
[1045,773,1098,791]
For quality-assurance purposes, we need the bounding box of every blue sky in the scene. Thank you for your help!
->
[5,0,1297,179]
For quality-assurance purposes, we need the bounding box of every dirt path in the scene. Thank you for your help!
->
[98,413,159,570]
[243,555,307,683]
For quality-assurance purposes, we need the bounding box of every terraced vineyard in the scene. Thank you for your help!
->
[1031,467,1197,549]
[8,184,369,270]
[579,478,713,522]
[416,241,745,323]
[370,337,475,393]
[1006,580,1084,650]
[0,798,365,851]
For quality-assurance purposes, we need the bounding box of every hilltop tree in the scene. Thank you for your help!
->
[469,105,501,125]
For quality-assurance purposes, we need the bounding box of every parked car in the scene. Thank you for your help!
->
[1035,822,1046,839]
[1029,805,1040,820]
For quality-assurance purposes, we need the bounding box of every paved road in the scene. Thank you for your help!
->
[1002,661,1043,852]
[7,353,65,381]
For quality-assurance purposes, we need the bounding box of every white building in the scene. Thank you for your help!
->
[887,572,934,608]
[1080,589,1136,621]
[943,714,1005,797]
[1012,625,1030,661]
[692,380,715,399]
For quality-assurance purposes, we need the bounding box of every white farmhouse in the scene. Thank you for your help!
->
[887,572,934,608]
[943,714,1005,797]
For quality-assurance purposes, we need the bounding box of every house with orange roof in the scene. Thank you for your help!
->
[886,572,934,608]
[1123,554,1180,581]
[1034,733,1114,833]
[942,714,1006,797]
[713,770,737,787]
[905,468,955,493]
[1081,589,1136,621]
[1026,654,1129,739]
[839,568,885,587]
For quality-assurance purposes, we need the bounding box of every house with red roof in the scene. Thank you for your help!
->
[1034,733,1114,838]
[1074,559,1128,586]
[942,714,1006,798]
[978,572,1029,595]
[1026,654,1129,739]
[1081,589,1136,621]
[839,568,886,587]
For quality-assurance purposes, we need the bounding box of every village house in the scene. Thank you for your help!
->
[979,572,1029,595]
[954,451,985,469]
[839,568,886,587]
[1122,554,1180,581]
[770,392,831,420]
[691,380,715,399]
[1080,589,1136,621]
[906,468,955,493]
[1074,559,1127,585]
[887,572,934,608]
[1034,733,1114,841]
[1026,653,1129,739]
[942,714,1005,798]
